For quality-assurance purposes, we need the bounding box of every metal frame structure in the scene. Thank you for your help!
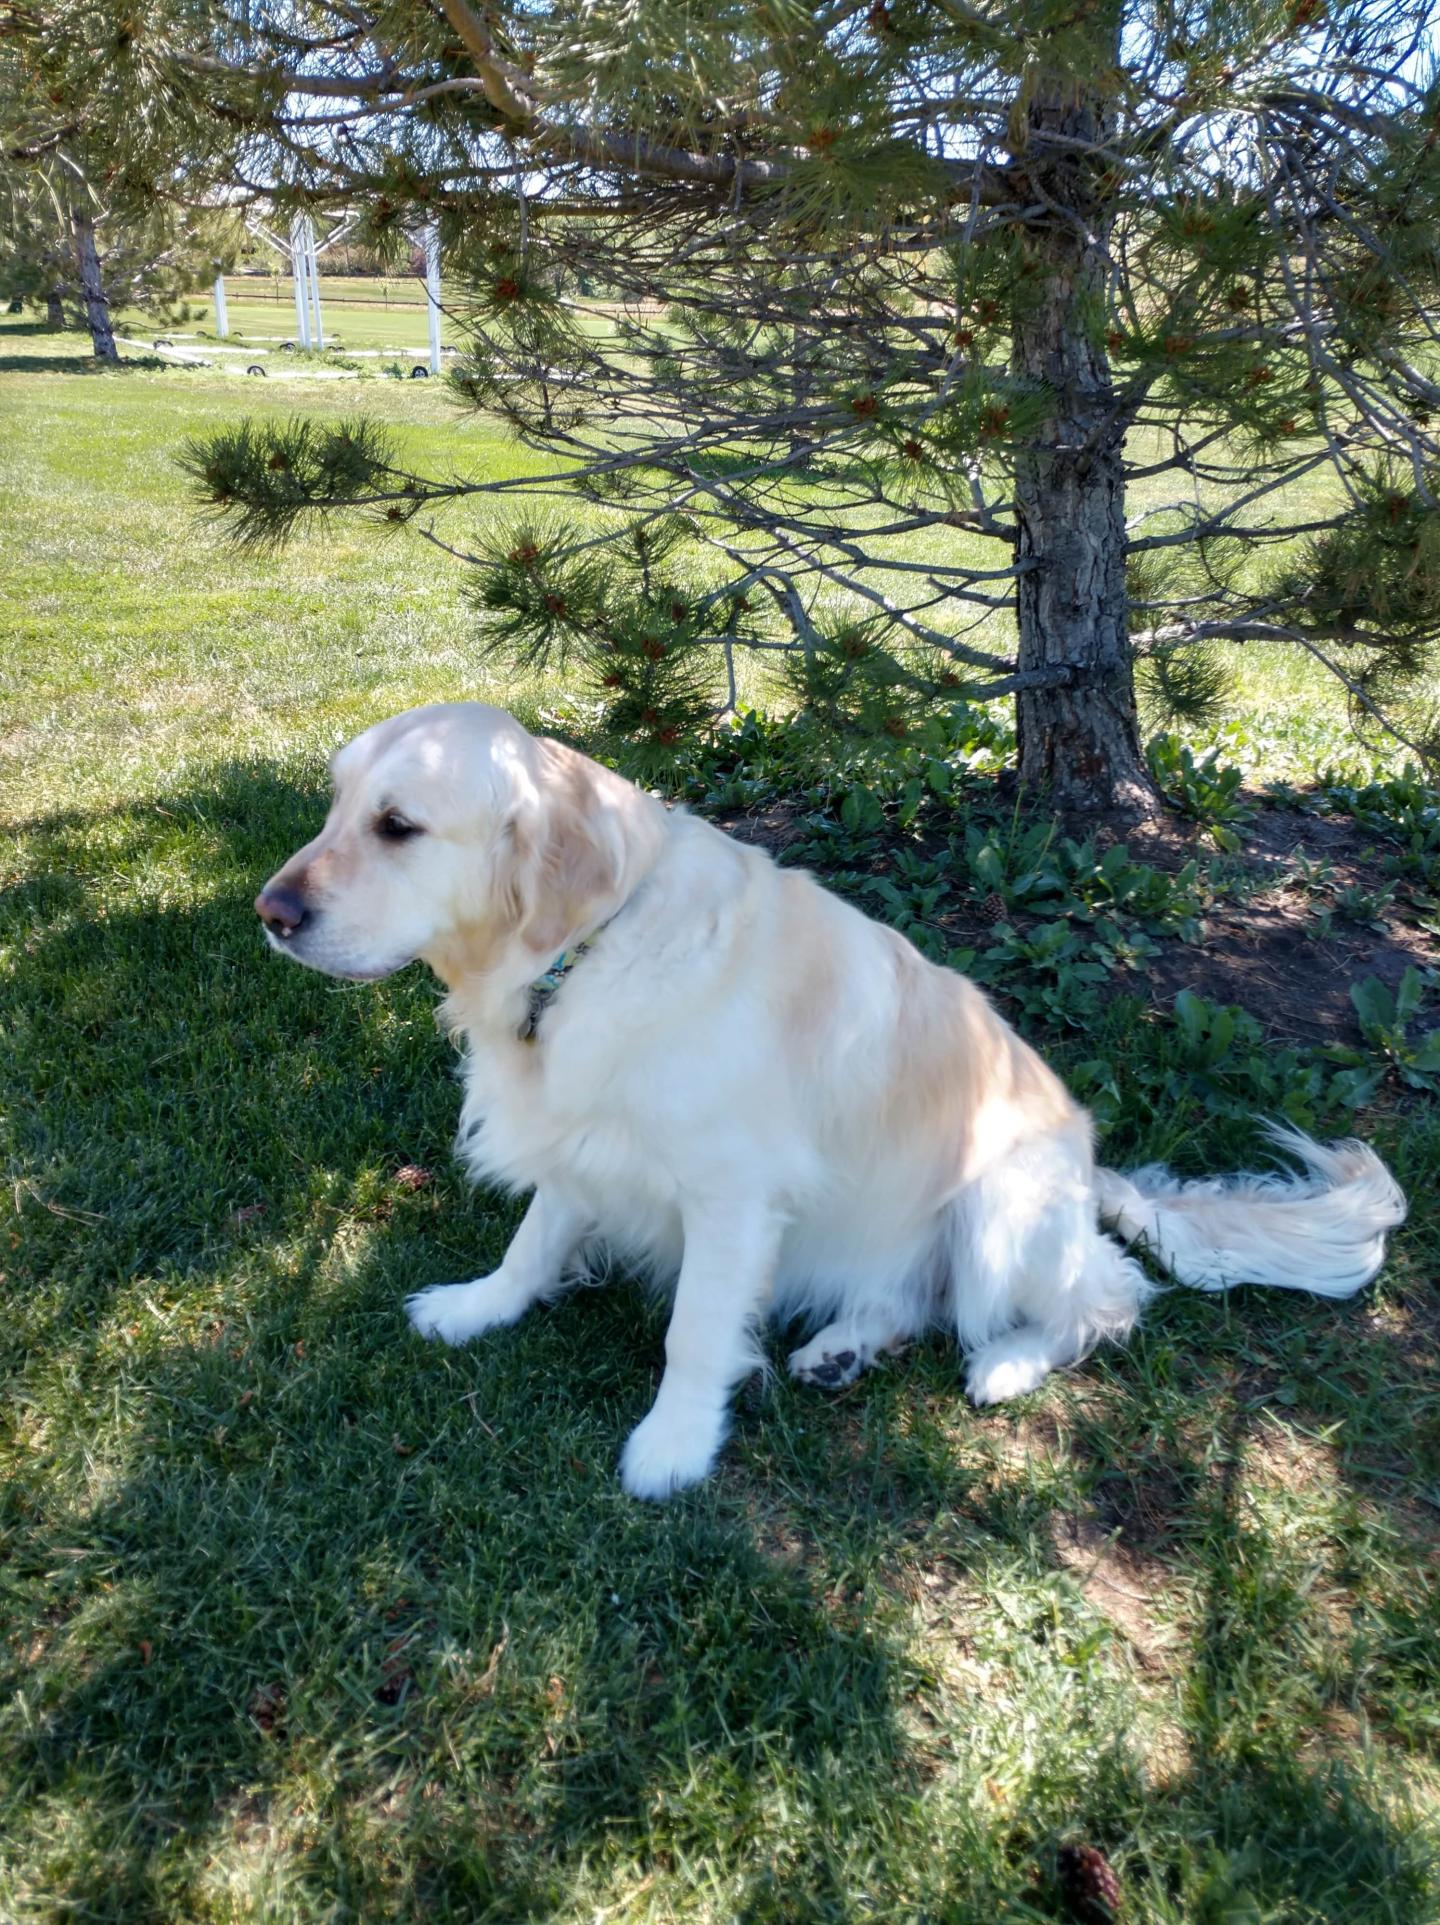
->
[233,211,359,350]
[423,221,441,375]
[214,210,444,373]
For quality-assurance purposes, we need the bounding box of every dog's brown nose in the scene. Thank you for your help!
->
[255,883,308,938]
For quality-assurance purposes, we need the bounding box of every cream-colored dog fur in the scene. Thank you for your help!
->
[255,704,1406,1499]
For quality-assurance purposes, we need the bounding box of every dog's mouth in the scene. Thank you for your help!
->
[262,925,413,983]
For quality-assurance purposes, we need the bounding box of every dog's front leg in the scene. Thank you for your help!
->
[619,1200,780,1500]
[407,1187,591,1345]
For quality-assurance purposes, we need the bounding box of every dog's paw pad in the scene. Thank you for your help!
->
[788,1342,864,1390]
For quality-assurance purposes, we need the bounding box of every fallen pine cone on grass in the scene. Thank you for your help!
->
[1057,1842,1121,1922]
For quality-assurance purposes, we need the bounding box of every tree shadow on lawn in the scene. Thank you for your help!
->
[0,352,119,376]
[4,764,1437,1921]
[730,1325,1439,1921]
[0,323,142,377]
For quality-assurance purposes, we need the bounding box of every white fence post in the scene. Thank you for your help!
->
[425,222,442,375]
[213,274,229,338]
[289,214,311,350]
[306,217,324,350]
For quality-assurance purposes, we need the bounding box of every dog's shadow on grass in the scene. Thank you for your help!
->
[5,764,1437,1920]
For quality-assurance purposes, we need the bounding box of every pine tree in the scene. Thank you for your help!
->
[0,3,240,357]
[34,0,1440,809]
[0,173,74,330]
[0,174,241,346]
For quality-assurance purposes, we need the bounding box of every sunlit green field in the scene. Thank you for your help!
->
[2,321,554,812]
[3,316,1437,1924]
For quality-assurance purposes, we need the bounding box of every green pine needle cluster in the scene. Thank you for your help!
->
[180,419,400,548]
[473,515,719,760]
[1278,469,1440,650]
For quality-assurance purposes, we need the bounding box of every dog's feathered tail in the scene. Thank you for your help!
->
[1094,1122,1406,1298]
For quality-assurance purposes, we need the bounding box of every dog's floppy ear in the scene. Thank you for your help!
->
[511,740,621,957]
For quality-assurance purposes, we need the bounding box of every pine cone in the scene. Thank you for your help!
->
[1057,1843,1121,1922]
[979,891,1008,925]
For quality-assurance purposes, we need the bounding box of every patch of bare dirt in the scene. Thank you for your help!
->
[711,795,812,856]
[1240,1416,1343,1503]
[1140,804,1436,1046]
[1049,1512,1183,1672]
[1146,897,1432,1047]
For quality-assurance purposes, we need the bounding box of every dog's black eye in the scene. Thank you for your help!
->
[375,810,421,841]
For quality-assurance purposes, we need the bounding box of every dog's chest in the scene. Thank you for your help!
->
[457,1032,680,1212]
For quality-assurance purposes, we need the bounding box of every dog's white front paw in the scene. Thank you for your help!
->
[406,1277,516,1345]
[619,1402,725,1501]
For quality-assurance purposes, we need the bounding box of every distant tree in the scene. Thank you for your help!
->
[0,173,72,328]
[0,166,238,351]
[0,2,238,357]
[20,1,1440,806]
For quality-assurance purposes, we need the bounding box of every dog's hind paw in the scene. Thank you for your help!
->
[788,1336,866,1389]
[964,1328,1064,1405]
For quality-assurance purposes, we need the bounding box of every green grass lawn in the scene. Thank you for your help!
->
[3,316,1438,1923]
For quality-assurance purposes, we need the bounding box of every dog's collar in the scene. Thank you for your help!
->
[519,933,604,1042]
[517,873,652,1042]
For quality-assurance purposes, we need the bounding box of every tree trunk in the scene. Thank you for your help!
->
[1010,73,1158,816]
[45,284,65,329]
[71,211,118,362]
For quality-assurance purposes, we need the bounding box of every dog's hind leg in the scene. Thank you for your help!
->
[407,1187,592,1344]
[949,1134,1152,1405]
[964,1224,1149,1404]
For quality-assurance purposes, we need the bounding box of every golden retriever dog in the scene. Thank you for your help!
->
[255,704,1406,1498]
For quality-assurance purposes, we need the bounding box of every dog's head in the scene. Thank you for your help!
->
[254,704,656,984]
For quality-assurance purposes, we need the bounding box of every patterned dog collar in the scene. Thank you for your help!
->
[517,875,650,1042]
[520,939,597,1042]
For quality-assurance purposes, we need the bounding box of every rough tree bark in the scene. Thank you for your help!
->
[45,283,65,328]
[1011,68,1159,815]
[70,211,117,362]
